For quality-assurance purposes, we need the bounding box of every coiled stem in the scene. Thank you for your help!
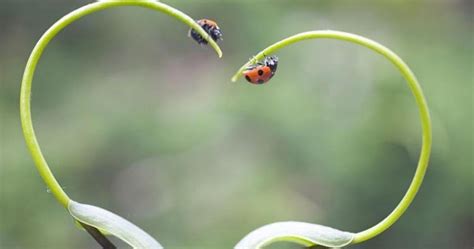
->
[232,30,432,244]
[20,0,221,210]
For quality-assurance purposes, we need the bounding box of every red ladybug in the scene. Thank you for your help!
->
[243,56,278,84]
[189,19,223,45]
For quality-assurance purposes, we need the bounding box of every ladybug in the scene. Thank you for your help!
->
[189,19,223,45]
[243,56,278,84]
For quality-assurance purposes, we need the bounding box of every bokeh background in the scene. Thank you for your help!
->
[1,0,472,248]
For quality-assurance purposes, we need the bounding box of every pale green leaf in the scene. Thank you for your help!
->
[234,221,354,248]
[68,201,163,249]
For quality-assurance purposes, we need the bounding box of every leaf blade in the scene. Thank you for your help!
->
[68,201,163,249]
[235,221,354,248]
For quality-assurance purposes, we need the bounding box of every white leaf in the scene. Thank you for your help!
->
[68,201,163,249]
[235,221,354,248]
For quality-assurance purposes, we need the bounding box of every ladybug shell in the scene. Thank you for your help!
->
[243,65,274,84]
[197,19,218,28]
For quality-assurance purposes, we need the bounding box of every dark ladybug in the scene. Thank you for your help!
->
[189,19,223,45]
[243,56,278,84]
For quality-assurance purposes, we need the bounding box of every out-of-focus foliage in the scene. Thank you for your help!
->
[0,0,472,248]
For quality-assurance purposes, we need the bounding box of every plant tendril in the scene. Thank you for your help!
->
[20,0,222,247]
[232,30,432,244]
[20,0,221,210]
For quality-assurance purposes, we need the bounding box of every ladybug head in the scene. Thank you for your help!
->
[208,26,223,42]
[264,56,278,72]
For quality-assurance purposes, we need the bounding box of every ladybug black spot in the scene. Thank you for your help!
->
[257,69,264,76]
[245,75,252,82]
[257,79,265,84]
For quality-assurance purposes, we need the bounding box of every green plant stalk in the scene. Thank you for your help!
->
[232,30,432,244]
[20,0,222,209]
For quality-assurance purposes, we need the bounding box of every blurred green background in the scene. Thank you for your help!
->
[1,0,472,248]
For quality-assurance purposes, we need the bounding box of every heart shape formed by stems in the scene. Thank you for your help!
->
[20,2,431,248]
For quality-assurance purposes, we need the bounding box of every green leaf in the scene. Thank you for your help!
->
[234,222,354,248]
[68,201,163,249]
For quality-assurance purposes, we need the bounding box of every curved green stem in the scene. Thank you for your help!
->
[231,30,432,244]
[20,0,222,209]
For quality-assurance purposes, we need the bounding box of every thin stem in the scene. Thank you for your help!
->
[80,222,117,249]
[20,0,222,209]
[231,31,432,244]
